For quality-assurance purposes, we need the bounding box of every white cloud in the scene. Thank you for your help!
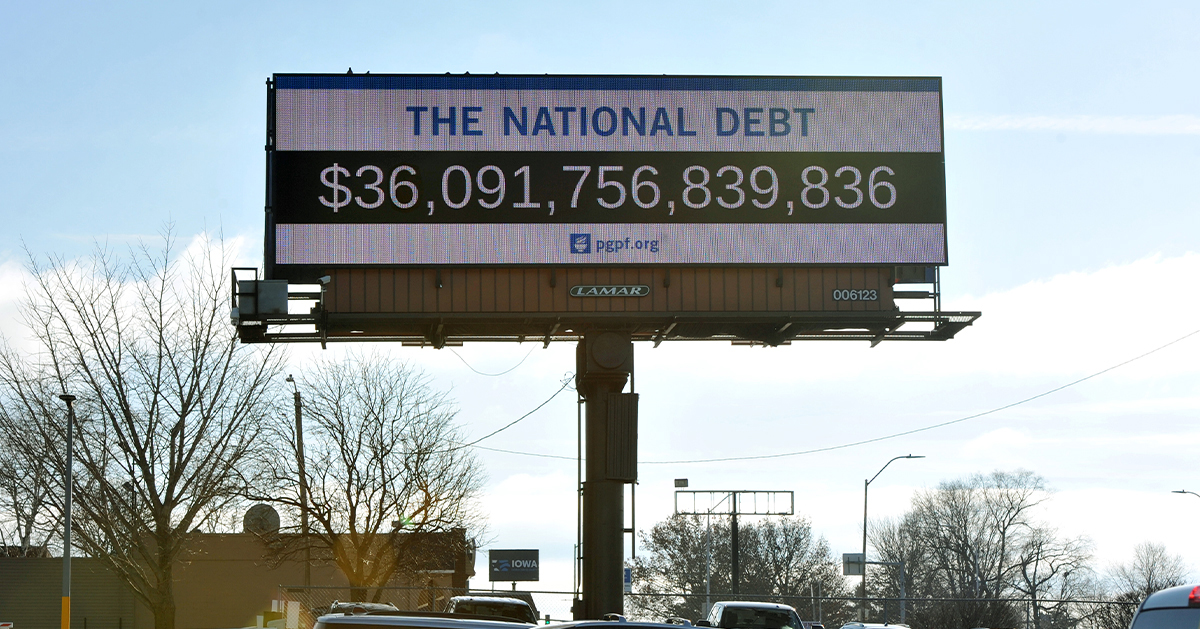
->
[0,259,32,351]
[1044,489,1199,578]
[0,232,257,354]
[961,427,1035,461]
[946,253,1200,378]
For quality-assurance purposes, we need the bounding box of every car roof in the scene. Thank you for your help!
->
[714,602,797,612]
[451,597,530,606]
[550,622,693,629]
[330,603,401,612]
[1141,585,1200,610]
[317,613,529,629]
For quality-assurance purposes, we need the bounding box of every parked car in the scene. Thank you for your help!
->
[328,602,402,615]
[837,623,908,629]
[699,602,804,629]
[315,610,532,629]
[553,616,706,629]
[446,596,539,624]
[1130,584,1200,629]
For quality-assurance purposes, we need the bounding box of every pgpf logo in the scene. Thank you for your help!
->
[570,233,591,254]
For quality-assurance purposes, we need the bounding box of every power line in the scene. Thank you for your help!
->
[456,373,575,449]
[464,327,1200,465]
[470,444,576,460]
[450,346,535,376]
[643,326,1200,465]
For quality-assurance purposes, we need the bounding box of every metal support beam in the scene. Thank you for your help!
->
[577,331,633,620]
[730,494,739,596]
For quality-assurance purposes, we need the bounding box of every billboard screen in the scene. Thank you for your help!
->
[267,74,945,279]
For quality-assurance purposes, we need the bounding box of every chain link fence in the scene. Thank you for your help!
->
[273,587,1139,629]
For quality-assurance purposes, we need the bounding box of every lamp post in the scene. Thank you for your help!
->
[286,375,310,587]
[59,394,77,629]
[1172,490,1200,500]
[862,454,924,620]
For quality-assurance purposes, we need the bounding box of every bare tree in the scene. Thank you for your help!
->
[0,233,282,629]
[628,514,851,623]
[1110,542,1189,597]
[741,517,848,605]
[259,353,484,600]
[628,514,725,621]
[870,470,1095,629]
[0,388,61,556]
[1013,527,1095,629]
[1092,542,1191,629]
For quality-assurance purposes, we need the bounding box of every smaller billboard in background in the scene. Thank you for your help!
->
[489,549,540,582]
[843,552,865,576]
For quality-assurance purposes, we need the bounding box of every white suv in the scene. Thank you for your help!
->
[700,602,804,629]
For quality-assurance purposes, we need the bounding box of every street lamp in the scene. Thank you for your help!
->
[286,375,310,587]
[58,394,77,629]
[862,454,924,620]
[1172,490,1200,499]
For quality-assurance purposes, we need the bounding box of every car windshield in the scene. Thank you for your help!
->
[456,603,533,623]
[1131,609,1200,629]
[720,609,799,629]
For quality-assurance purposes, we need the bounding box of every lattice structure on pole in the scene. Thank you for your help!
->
[674,490,794,516]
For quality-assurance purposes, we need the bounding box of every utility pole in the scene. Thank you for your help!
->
[286,375,310,586]
[59,394,77,629]
[730,493,739,596]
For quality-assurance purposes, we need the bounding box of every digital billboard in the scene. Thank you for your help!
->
[266,74,946,281]
[488,549,539,582]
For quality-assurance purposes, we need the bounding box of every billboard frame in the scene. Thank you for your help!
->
[263,72,949,282]
[238,73,976,347]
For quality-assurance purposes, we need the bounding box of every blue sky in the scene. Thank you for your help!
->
[3,2,1197,288]
[2,0,1198,598]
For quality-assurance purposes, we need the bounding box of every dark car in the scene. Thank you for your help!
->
[315,611,529,629]
[446,596,538,624]
[553,618,702,629]
[1130,584,1200,629]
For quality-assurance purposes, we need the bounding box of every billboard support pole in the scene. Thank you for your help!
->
[577,331,633,619]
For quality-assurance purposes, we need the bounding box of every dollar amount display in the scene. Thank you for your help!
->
[273,152,945,225]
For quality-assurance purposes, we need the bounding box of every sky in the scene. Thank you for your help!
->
[1,0,1198,603]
